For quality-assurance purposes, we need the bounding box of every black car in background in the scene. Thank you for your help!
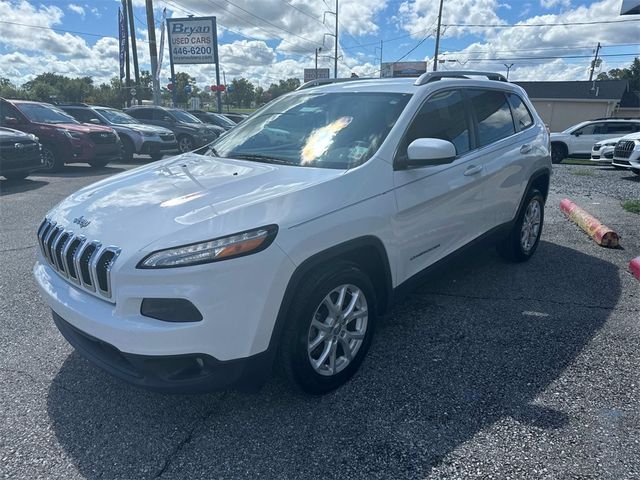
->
[124,106,219,153]
[0,127,42,180]
[188,110,236,131]
[222,112,248,124]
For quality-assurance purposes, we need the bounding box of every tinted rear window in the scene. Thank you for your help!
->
[507,94,534,131]
[468,89,515,147]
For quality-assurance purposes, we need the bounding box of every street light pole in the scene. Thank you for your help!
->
[145,0,161,105]
[315,47,322,79]
[433,0,444,71]
[503,63,514,80]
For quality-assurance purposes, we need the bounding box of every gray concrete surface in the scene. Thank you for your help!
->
[1,161,639,479]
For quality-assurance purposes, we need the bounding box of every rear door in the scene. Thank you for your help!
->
[393,88,489,283]
[571,122,608,154]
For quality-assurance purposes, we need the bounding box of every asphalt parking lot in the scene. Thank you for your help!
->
[1,160,639,479]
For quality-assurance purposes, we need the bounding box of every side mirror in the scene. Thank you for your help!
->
[162,116,175,123]
[4,116,18,126]
[89,118,101,125]
[572,131,582,137]
[401,138,457,169]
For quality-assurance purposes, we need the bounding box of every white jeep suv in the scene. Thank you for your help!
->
[34,72,551,394]
[612,132,640,175]
[550,118,640,164]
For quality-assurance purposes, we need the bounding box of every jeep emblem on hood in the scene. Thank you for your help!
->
[73,216,91,228]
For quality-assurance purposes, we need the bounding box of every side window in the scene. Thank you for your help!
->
[62,109,83,122]
[573,123,606,135]
[0,102,22,125]
[606,123,636,135]
[399,89,470,158]
[130,109,150,120]
[468,89,515,147]
[507,94,533,131]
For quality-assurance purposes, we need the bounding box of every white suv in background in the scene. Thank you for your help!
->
[612,132,640,175]
[550,118,640,164]
[34,72,551,394]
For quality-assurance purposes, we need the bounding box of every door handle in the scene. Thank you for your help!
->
[520,144,532,154]
[463,165,482,176]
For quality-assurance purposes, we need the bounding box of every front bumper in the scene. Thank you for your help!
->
[34,243,295,391]
[52,311,270,392]
[0,150,43,174]
[140,140,179,154]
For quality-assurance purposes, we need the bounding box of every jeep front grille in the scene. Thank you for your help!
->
[37,218,120,301]
[614,140,635,159]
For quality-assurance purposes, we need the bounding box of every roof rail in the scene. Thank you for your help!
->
[55,102,89,107]
[591,117,637,121]
[414,71,507,86]
[297,77,374,91]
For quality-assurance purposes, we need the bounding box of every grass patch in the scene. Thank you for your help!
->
[571,169,594,176]
[563,158,594,166]
[622,200,640,214]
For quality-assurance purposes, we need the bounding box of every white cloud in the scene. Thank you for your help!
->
[540,0,571,8]
[68,4,85,17]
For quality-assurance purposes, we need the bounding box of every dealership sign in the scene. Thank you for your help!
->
[304,68,330,83]
[166,16,218,65]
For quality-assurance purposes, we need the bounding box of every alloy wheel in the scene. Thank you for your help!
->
[179,137,193,153]
[307,284,368,377]
[42,148,55,170]
[520,198,542,253]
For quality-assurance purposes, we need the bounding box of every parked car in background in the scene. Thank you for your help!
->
[124,106,218,153]
[612,132,640,175]
[550,118,640,164]
[59,104,178,161]
[188,110,236,131]
[0,126,42,180]
[222,112,248,124]
[590,137,622,166]
[0,98,121,171]
[34,72,551,394]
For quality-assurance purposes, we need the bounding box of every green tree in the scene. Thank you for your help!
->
[229,77,255,108]
[266,77,301,100]
[172,71,199,105]
[596,57,640,91]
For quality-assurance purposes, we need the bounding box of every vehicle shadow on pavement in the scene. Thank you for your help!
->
[620,174,640,183]
[46,241,620,479]
[0,178,49,196]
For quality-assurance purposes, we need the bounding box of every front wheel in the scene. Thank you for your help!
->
[498,189,545,262]
[178,135,194,153]
[551,144,567,164]
[41,144,63,172]
[278,263,376,394]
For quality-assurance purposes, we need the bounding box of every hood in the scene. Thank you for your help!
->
[122,123,173,135]
[596,137,624,146]
[0,127,34,140]
[42,122,114,134]
[620,132,640,142]
[46,152,345,254]
[180,122,208,131]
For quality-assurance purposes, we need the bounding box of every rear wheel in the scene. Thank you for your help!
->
[498,189,545,262]
[278,263,376,394]
[551,143,567,164]
[41,144,63,172]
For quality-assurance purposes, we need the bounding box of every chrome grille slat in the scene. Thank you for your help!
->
[36,218,120,301]
[614,140,635,159]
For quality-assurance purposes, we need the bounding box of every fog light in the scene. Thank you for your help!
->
[141,298,203,322]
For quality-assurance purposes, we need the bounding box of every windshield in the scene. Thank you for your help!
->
[17,103,79,124]
[99,108,139,124]
[208,91,411,169]
[170,110,202,124]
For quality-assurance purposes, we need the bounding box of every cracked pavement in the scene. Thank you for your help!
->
[1,161,639,479]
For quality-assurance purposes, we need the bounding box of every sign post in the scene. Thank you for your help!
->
[166,16,221,112]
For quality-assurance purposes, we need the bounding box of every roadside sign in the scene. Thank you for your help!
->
[130,88,136,97]
[166,17,217,65]
[304,68,330,82]
[184,84,192,94]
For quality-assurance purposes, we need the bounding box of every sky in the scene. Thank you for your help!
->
[0,0,638,90]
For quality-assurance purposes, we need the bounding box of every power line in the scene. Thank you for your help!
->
[443,53,638,62]
[442,18,640,28]
[440,42,640,55]
[277,0,325,25]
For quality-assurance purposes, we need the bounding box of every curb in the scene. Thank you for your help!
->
[559,199,620,248]
[630,257,640,280]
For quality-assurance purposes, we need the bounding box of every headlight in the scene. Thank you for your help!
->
[141,131,156,137]
[137,225,278,269]
[28,134,39,142]
[57,128,83,140]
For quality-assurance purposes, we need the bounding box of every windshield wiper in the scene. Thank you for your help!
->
[231,153,293,165]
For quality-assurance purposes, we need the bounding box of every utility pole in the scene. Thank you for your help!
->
[379,40,383,78]
[334,0,338,78]
[126,0,140,105]
[145,0,161,105]
[121,0,131,106]
[503,63,514,81]
[315,47,322,79]
[433,0,444,71]
[588,42,601,82]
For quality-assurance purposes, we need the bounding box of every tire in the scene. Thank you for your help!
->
[177,135,194,153]
[88,159,110,168]
[120,136,134,162]
[551,143,567,164]
[498,188,545,263]
[3,171,29,181]
[278,262,377,394]
[41,144,64,172]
